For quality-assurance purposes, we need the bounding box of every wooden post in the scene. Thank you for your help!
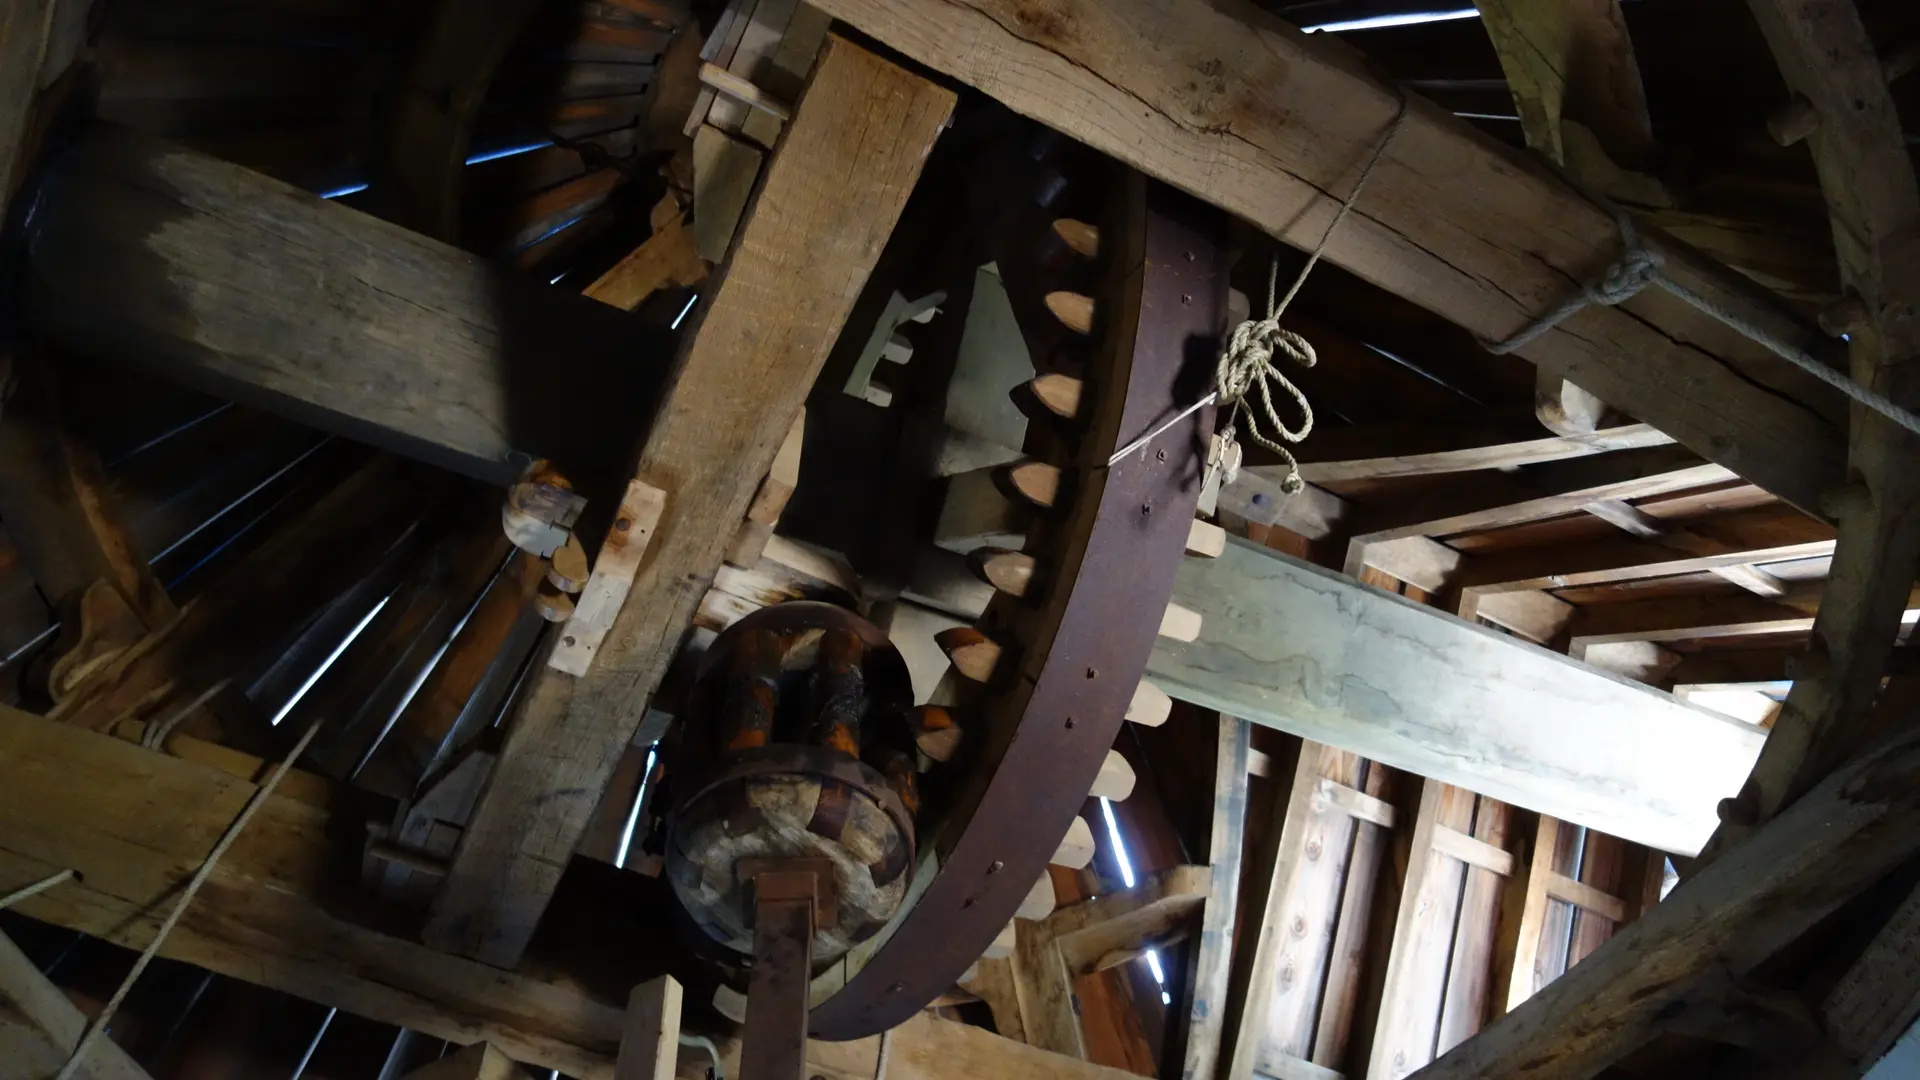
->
[423,35,955,968]
[616,976,684,1080]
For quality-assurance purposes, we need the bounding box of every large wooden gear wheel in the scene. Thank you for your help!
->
[807,166,1232,1038]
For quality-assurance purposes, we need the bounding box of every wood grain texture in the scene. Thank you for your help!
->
[1183,715,1252,1080]
[803,0,1847,514]
[1699,0,1920,854]
[721,1010,1148,1080]
[26,126,676,483]
[423,37,954,967]
[1151,536,1761,854]
[0,925,152,1080]
[1475,0,1652,168]
[1369,782,1475,1080]
[1408,720,1920,1080]
[0,706,629,1077]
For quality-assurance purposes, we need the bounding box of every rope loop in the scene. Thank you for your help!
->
[1216,317,1318,493]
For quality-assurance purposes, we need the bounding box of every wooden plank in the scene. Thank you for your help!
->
[424,37,954,968]
[547,479,668,677]
[1431,823,1514,877]
[1695,0,1920,858]
[614,976,683,1080]
[1488,815,1558,1018]
[1310,759,1393,1070]
[584,210,709,314]
[800,0,1847,516]
[1456,590,1572,646]
[1012,921,1084,1060]
[1312,777,1396,830]
[1368,782,1476,1080]
[1822,881,1920,1065]
[1153,537,1761,854]
[1474,0,1651,168]
[1050,866,1209,975]
[1254,1047,1344,1080]
[1435,798,1512,1055]
[1291,424,1674,485]
[0,926,153,1080]
[1183,715,1252,1080]
[25,125,675,483]
[1408,719,1920,1080]
[1542,872,1626,923]
[729,1011,1151,1080]
[0,706,630,1077]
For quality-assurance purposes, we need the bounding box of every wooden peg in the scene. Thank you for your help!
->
[936,627,1002,683]
[1017,873,1058,921]
[1052,816,1096,870]
[1000,460,1062,509]
[1029,373,1085,419]
[1768,96,1819,146]
[1126,680,1172,727]
[548,533,590,594]
[1818,294,1870,338]
[535,579,576,623]
[911,704,964,762]
[1052,218,1100,258]
[969,547,1037,597]
[1091,750,1136,801]
[1186,519,1226,558]
[1159,603,1203,643]
[1045,291,1095,335]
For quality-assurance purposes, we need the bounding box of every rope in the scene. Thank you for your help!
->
[1107,98,1409,485]
[874,1027,895,1080]
[57,714,330,1080]
[0,868,74,911]
[1484,179,1920,439]
[142,678,231,750]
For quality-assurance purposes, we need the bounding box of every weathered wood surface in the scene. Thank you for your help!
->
[718,1011,1149,1080]
[424,37,955,967]
[0,706,630,1077]
[1183,715,1251,1080]
[25,125,676,482]
[1150,536,1762,854]
[802,0,1847,516]
[0,925,153,1080]
[1289,423,1672,485]
[1695,0,1920,854]
[1406,719,1920,1080]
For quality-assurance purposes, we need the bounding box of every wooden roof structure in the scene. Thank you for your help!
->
[0,0,1917,1078]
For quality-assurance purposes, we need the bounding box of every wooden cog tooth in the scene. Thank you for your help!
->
[534,579,576,623]
[1000,460,1062,509]
[547,533,590,593]
[969,547,1037,597]
[1051,218,1100,258]
[1091,750,1136,801]
[1017,873,1058,921]
[935,626,1002,683]
[1028,373,1084,419]
[1045,291,1095,335]
[911,704,964,762]
[1052,816,1096,870]
[1159,602,1203,643]
[983,920,1016,960]
[1186,518,1226,558]
[1126,680,1173,727]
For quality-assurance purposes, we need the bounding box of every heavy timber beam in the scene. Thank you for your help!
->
[803,0,1847,516]
[23,125,675,484]
[422,38,955,967]
[1149,536,1761,854]
[1407,720,1920,1080]
[1694,0,1920,854]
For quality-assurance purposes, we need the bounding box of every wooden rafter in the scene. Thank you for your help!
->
[422,36,956,967]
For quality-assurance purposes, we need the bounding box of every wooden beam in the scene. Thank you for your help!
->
[1369,782,1477,1080]
[423,37,954,967]
[1050,865,1209,975]
[1289,422,1674,485]
[1694,0,1920,855]
[25,125,676,483]
[1822,881,1920,1066]
[1474,0,1652,168]
[1153,536,1761,854]
[727,1011,1153,1080]
[802,0,1848,515]
[1183,716,1252,1080]
[0,706,629,1077]
[1488,815,1559,1018]
[1406,719,1920,1080]
[615,976,683,1080]
[0,926,152,1080]
[399,1042,519,1080]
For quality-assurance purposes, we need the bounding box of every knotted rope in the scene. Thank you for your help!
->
[1484,173,1920,439]
[1108,98,1409,489]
